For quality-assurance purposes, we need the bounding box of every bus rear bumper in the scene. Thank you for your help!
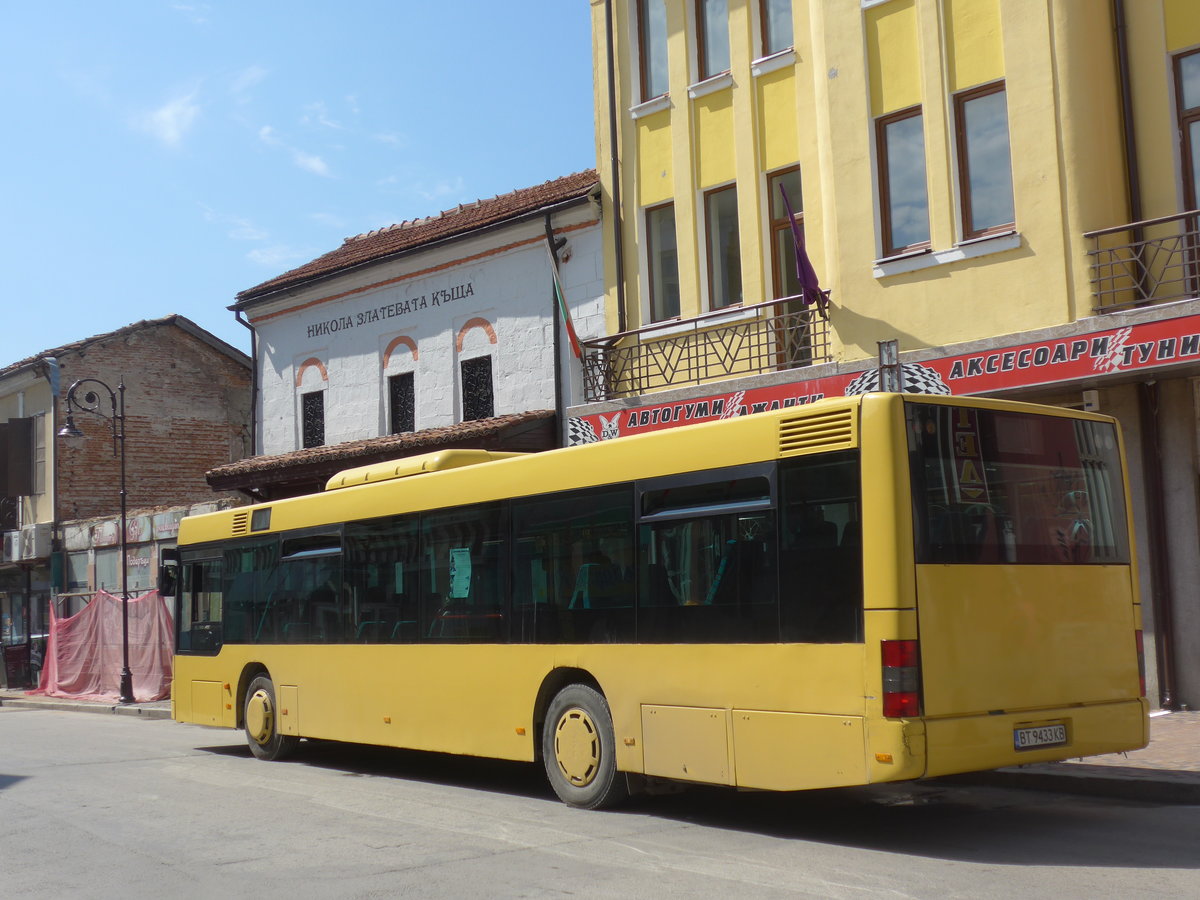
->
[922,697,1149,778]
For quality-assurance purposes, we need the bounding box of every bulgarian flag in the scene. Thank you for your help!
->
[546,238,583,358]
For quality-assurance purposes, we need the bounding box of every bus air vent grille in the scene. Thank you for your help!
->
[779,408,856,456]
[231,511,250,536]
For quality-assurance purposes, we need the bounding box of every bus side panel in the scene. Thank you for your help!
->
[731,711,867,790]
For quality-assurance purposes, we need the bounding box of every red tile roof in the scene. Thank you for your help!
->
[235,170,599,304]
[206,409,557,500]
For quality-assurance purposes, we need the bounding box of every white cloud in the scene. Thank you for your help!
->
[247,245,309,266]
[301,101,342,130]
[172,3,212,25]
[199,204,267,242]
[258,124,332,176]
[309,212,347,229]
[416,176,466,202]
[230,65,267,98]
[291,149,331,177]
[136,90,200,147]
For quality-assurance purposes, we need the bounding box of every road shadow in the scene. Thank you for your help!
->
[194,737,1200,871]
[0,774,29,792]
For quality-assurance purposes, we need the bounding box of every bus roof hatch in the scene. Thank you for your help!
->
[324,449,526,491]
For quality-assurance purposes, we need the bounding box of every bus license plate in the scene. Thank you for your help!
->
[1013,723,1067,751]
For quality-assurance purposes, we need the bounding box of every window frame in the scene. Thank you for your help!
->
[767,167,802,300]
[637,0,670,101]
[876,105,932,257]
[704,182,742,310]
[388,371,415,435]
[759,0,793,58]
[1174,48,1200,212]
[646,201,681,322]
[460,355,495,422]
[300,389,325,449]
[696,0,731,81]
[954,80,1016,240]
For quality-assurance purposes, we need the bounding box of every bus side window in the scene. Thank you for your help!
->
[420,503,508,642]
[179,558,223,653]
[511,486,634,644]
[779,452,863,643]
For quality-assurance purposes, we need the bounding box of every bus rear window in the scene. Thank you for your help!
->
[907,404,1130,565]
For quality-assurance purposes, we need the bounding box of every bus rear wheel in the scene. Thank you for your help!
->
[542,684,627,810]
[244,674,299,761]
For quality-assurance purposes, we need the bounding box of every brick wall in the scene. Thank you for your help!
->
[55,323,250,520]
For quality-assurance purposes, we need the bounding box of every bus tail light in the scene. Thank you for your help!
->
[882,639,921,718]
[1135,629,1146,697]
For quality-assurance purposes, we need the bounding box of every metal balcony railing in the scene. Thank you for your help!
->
[580,295,831,402]
[1087,209,1200,312]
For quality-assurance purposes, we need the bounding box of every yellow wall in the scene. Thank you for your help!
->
[591,0,1200,382]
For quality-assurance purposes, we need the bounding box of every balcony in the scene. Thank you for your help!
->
[1087,210,1200,313]
[580,295,831,402]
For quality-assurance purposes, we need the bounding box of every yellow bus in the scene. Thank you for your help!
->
[167,393,1148,808]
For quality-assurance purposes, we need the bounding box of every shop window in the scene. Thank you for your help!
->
[705,183,742,309]
[955,81,1015,239]
[877,106,931,256]
[647,202,681,321]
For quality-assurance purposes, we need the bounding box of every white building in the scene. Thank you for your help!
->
[210,171,605,500]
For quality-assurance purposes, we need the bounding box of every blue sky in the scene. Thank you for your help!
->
[0,2,597,368]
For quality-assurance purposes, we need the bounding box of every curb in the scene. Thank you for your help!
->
[942,763,1200,805]
[0,695,173,720]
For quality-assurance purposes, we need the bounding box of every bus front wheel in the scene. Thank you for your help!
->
[542,684,627,810]
[244,674,299,761]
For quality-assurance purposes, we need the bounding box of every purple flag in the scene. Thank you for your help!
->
[778,184,829,319]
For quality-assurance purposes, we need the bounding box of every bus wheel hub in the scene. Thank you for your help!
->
[246,689,273,743]
[554,708,599,787]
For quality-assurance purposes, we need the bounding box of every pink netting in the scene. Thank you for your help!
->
[29,590,173,702]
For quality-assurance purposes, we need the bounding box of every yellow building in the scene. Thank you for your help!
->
[575,0,1200,709]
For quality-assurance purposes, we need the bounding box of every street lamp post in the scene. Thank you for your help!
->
[58,377,133,704]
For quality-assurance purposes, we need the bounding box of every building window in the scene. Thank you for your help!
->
[638,0,670,100]
[301,390,325,449]
[697,0,730,80]
[388,372,415,435]
[877,106,931,256]
[760,0,793,57]
[1175,49,1200,211]
[768,168,803,299]
[955,81,1015,239]
[461,356,494,422]
[646,202,681,321]
[705,184,742,309]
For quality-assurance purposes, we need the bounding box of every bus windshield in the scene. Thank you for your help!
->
[907,403,1130,565]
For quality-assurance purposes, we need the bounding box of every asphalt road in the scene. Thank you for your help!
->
[2,705,1197,899]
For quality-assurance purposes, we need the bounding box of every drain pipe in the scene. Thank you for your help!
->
[545,213,566,442]
[1113,0,1143,238]
[234,310,259,457]
[604,0,627,333]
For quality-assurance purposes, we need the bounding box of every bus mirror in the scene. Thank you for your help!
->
[159,549,180,598]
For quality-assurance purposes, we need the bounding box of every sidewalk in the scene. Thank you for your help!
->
[1,688,1196,802]
[966,708,1200,804]
[0,688,172,720]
